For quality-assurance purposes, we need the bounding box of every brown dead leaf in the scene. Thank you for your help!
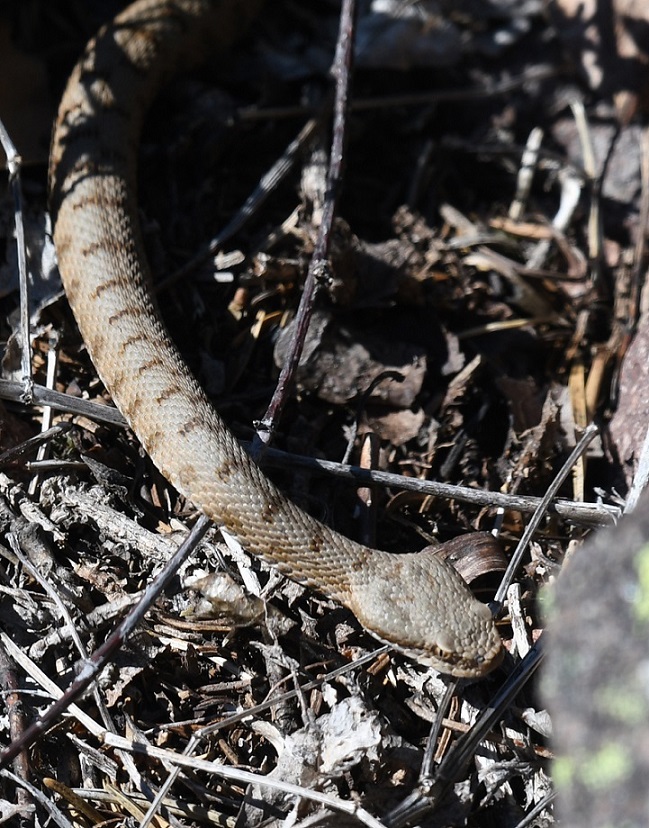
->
[609,316,649,483]
[362,405,426,447]
[274,309,427,406]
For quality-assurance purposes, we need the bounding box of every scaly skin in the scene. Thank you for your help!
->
[49,0,502,677]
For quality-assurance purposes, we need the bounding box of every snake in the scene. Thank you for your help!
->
[48,0,502,678]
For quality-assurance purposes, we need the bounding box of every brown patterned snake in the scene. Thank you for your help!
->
[48,0,502,677]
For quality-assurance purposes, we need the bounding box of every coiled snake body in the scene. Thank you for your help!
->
[49,0,502,677]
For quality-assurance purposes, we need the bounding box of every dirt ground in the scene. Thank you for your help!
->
[0,0,648,825]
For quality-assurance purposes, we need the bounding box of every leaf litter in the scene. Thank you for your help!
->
[0,0,647,825]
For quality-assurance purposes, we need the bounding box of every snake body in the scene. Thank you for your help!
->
[49,0,502,677]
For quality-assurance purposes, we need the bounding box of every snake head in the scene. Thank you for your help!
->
[348,548,503,678]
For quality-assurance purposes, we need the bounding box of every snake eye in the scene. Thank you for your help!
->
[427,643,455,666]
[435,632,458,658]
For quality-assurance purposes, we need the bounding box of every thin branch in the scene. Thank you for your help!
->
[254,0,358,451]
